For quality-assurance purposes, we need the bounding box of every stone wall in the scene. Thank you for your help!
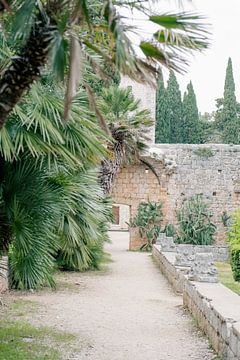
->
[111,163,169,248]
[111,144,240,249]
[152,244,240,359]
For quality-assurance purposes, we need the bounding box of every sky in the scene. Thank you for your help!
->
[122,0,240,114]
[176,0,240,114]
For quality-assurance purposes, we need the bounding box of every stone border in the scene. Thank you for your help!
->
[156,234,229,262]
[152,245,240,359]
[0,256,8,293]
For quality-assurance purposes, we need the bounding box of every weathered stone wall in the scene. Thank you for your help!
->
[152,244,240,359]
[111,163,169,248]
[111,144,240,249]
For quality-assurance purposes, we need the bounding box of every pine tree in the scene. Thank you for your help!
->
[155,71,168,143]
[217,58,240,143]
[165,71,183,143]
[182,81,201,143]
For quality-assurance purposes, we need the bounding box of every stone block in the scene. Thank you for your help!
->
[175,244,195,267]
[231,322,240,358]
[229,327,238,356]
[189,253,218,283]
[156,233,176,252]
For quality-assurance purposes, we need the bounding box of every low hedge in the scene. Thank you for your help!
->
[231,245,240,282]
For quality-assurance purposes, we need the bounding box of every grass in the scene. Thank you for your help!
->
[216,262,240,295]
[0,298,77,360]
[8,299,39,317]
[0,321,76,360]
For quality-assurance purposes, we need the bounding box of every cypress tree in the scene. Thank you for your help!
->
[182,81,201,143]
[217,58,240,143]
[155,71,168,143]
[165,71,183,143]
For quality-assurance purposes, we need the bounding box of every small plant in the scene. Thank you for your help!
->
[176,195,216,245]
[230,246,240,282]
[129,201,163,251]
[228,209,240,282]
[193,147,214,158]
[221,211,231,227]
[162,224,176,237]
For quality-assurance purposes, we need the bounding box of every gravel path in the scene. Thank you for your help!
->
[24,231,215,360]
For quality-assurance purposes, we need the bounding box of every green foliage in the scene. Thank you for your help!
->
[99,85,152,158]
[0,1,210,288]
[0,75,111,289]
[0,320,76,360]
[1,160,111,289]
[162,224,176,237]
[155,71,168,143]
[228,209,240,246]
[165,71,183,143]
[99,85,153,193]
[155,75,205,144]
[129,201,163,251]
[221,211,231,227]
[230,246,240,282]
[182,81,202,143]
[176,195,216,245]
[0,0,210,123]
[228,209,240,281]
[193,147,214,158]
[215,58,240,144]
[86,63,120,96]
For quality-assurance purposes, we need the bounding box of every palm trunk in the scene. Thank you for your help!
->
[99,142,124,194]
[0,13,54,127]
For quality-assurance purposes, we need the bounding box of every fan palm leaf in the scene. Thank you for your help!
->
[98,85,152,193]
[0,0,210,126]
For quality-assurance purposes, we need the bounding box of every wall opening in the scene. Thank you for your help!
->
[109,204,130,232]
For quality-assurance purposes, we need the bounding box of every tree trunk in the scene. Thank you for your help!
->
[99,142,124,195]
[0,13,55,127]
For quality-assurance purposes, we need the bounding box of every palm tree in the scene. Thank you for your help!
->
[0,74,112,289]
[0,0,209,126]
[0,0,210,288]
[98,86,152,194]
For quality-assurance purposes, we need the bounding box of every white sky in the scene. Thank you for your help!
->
[122,0,240,114]
[177,0,240,114]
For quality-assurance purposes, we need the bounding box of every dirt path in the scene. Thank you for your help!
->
[22,232,215,360]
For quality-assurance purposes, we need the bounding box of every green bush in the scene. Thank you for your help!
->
[129,201,163,251]
[176,195,216,245]
[228,209,240,282]
[230,245,240,281]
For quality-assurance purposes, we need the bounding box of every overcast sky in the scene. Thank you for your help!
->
[123,0,240,114]
[177,0,240,114]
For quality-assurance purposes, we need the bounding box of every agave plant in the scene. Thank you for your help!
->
[176,195,216,245]
[0,0,210,126]
[129,201,163,251]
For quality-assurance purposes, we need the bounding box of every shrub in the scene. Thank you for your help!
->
[230,245,240,281]
[228,209,240,281]
[129,201,163,251]
[176,195,216,245]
